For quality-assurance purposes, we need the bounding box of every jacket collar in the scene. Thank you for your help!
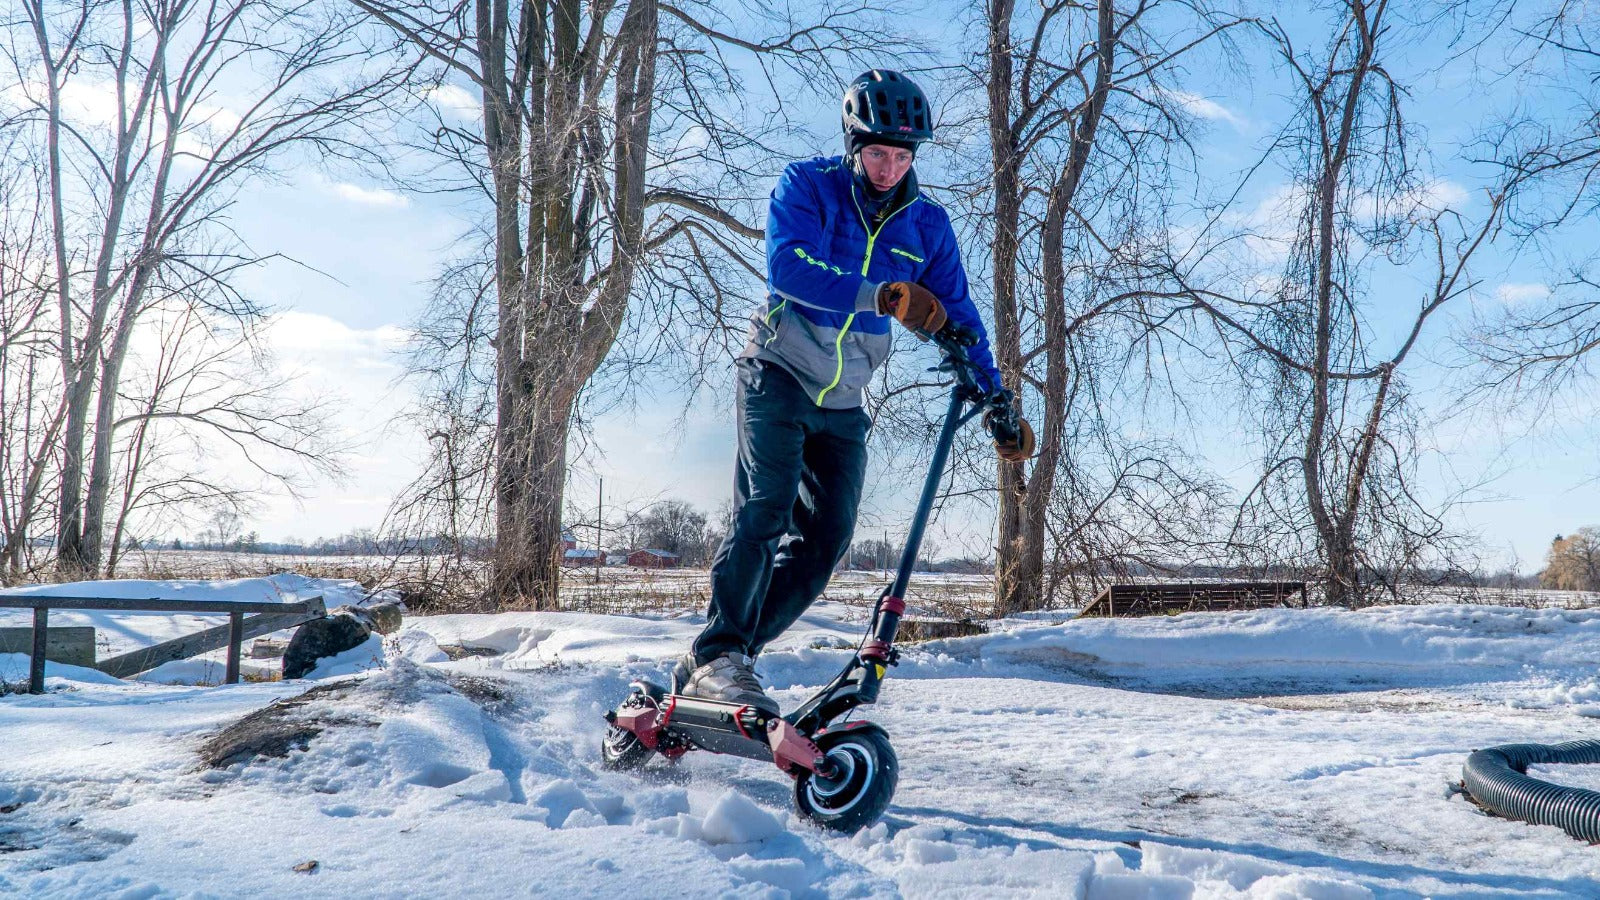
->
[845,160,919,227]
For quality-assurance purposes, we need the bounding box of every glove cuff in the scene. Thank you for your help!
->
[860,280,887,314]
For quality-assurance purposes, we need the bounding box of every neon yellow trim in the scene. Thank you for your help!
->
[813,190,921,406]
[794,246,845,276]
[890,247,924,263]
[850,191,919,276]
[763,299,786,346]
[815,312,856,405]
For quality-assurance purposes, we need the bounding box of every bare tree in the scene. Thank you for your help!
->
[1152,1,1544,605]
[4,0,413,575]
[1462,6,1600,418]
[963,0,1245,613]
[101,300,346,575]
[0,131,69,579]
[363,0,896,609]
[617,498,710,563]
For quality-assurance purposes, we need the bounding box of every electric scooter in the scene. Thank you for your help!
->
[600,322,1024,833]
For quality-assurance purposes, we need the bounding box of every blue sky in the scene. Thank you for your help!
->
[208,1,1598,573]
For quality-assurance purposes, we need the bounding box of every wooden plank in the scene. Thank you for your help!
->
[226,611,243,684]
[0,626,96,667]
[94,603,325,679]
[30,607,46,693]
[0,595,325,614]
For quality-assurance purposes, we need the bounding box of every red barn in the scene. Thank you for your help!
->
[628,549,680,568]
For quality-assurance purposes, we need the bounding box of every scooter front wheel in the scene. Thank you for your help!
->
[793,727,898,833]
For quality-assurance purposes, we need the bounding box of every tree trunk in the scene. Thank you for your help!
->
[481,0,658,610]
[987,0,1031,616]
[82,265,154,572]
[492,386,572,609]
[994,0,1114,615]
[1303,2,1377,607]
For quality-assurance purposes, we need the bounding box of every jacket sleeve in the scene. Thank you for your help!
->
[766,163,881,315]
[920,210,1004,393]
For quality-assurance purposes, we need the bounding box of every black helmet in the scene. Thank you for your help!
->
[841,70,933,150]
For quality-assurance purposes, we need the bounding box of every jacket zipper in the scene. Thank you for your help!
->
[814,188,917,405]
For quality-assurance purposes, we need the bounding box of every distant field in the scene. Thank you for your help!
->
[82,550,1600,616]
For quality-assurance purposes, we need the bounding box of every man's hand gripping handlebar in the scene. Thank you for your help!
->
[928,323,1036,461]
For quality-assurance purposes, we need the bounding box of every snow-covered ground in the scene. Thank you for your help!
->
[6,576,1600,898]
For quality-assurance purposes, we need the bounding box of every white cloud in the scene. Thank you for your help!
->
[1164,89,1244,127]
[1492,282,1550,305]
[328,181,412,209]
[1406,179,1471,214]
[424,83,481,119]
[265,310,411,357]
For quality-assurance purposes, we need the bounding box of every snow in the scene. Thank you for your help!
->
[6,576,1600,897]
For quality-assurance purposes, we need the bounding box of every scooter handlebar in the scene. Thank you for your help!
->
[934,322,980,348]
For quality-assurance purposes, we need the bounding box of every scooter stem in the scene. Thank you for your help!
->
[857,385,970,702]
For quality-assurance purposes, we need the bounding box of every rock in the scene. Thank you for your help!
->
[293,860,319,874]
[281,602,403,678]
[283,614,372,679]
[351,601,404,636]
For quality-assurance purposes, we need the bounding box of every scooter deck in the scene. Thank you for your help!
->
[658,692,776,763]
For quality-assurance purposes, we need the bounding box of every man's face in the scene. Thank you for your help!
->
[859,144,914,193]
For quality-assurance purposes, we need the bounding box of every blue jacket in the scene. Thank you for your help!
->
[741,156,1003,408]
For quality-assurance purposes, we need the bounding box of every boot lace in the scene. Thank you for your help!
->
[729,654,764,694]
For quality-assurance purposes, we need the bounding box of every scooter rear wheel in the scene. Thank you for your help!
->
[793,728,898,833]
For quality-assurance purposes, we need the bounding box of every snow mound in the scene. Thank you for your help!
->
[701,791,785,845]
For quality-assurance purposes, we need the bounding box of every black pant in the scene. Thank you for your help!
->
[694,359,870,661]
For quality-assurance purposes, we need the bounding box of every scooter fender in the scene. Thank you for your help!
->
[813,719,889,745]
[775,720,891,777]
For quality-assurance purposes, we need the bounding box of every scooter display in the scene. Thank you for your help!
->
[600,323,1023,833]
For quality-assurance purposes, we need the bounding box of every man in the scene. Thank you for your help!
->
[674,70,1034,713]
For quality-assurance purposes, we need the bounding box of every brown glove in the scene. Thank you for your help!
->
[876,282,948,338]
[985,410,1036,462]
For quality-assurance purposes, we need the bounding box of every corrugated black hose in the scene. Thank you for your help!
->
[1461,740,1600,842]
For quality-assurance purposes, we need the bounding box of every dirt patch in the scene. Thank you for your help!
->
[1244,689,1484,713]
[446,673,515,713]
[438,644,500,661]
[198,682,362,768]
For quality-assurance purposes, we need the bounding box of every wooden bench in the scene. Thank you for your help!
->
[0,594,326,693]
[1078,582,1308,618]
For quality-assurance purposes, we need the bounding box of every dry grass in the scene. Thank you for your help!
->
[28,549,1600,617]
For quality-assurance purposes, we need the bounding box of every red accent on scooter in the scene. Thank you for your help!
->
[860,639,892,662]
[767,718,827,775]
[880,595,906,616]
[613,703,663,750]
